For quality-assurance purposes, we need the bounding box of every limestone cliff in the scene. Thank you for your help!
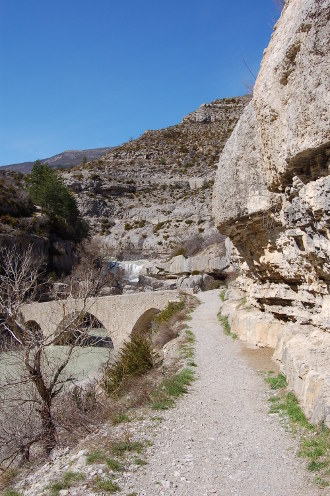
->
[212,0,330,425]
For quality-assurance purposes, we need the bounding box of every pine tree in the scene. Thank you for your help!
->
[27,161,89,241]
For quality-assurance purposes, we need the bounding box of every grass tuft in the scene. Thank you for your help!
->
[266,371,329,487]
[87,451,124,471]
[185,328,195,343]
[315,477,329,488]
[219,289,226,302]
[94,477,121,493]
[106,458,123,472]
[265,372,287,390]
[0,490,22,496]
[112,413,131,425]
[153,300,185,326]
[217,309,238,339]
[46,471,85,496]
[238,296,247,307]
[111,440,145,457]
[0,469,19,491]
[151,368,195,410]
[269,392,313,429]
[87,451,105,464]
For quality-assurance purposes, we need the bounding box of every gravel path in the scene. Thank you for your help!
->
[124,290,320,496]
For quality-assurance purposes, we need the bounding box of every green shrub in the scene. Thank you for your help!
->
[26,161,89,241]
[103,335,158,396]
[153,222,165,233]
[171,244,186,257]
[153,300,185,326]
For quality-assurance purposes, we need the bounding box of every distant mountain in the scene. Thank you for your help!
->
[0,147,112,173]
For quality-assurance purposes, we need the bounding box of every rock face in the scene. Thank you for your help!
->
[212,0,330,424]
[221,288,330,428]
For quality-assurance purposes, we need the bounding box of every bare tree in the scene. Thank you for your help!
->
[242,57,257,95]
[0,245,106,468]
[274,0,285,11]
[0,245,42,346]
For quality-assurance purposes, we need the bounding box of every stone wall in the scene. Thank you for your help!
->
[221,289,330,427]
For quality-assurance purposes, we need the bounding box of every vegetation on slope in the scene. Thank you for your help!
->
[265,372,329,488]
[27,161,89,241]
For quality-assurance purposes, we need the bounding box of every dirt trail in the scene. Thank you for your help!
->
[125,290,320,496]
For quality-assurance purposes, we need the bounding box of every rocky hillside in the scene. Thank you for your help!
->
[0,172,77,274]
[64,96,250,268]
[213,0,329,425]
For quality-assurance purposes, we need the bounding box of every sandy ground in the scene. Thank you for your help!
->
[122,290,321,496]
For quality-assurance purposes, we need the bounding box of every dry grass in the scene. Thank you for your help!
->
[0,469,19,492]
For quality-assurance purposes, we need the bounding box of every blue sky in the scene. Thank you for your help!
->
[0,0,281,165]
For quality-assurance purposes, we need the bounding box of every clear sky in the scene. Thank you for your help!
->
[0,0,281,165]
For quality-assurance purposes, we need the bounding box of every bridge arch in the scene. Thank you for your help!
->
[54,311,113,348]
[25,320,43,340]
[131,308,160,337]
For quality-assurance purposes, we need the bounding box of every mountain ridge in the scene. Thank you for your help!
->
[1,147,112,173]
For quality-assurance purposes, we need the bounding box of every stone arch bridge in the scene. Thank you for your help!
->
[21,290,181,350]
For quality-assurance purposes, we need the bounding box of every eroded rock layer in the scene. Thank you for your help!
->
[213,0,330,424]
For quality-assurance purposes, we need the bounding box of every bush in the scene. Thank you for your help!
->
[102,335,158,396]
[0,175,34,218]
[153,300,185,326]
